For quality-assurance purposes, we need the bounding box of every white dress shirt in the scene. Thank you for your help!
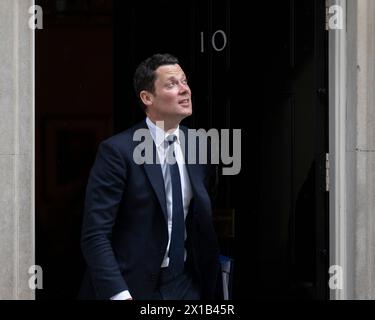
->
[111,117,192,300]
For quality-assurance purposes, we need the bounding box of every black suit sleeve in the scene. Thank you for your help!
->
[81,141,128,299]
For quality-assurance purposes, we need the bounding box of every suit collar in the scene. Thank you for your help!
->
[137,119,202,222]
[145,117,182,147]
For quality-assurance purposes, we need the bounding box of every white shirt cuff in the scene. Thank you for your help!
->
[110,290,132,300]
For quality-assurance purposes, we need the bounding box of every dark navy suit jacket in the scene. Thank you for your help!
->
[79,119,222,300]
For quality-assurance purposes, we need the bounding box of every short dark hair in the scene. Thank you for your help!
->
[133,53,179,111]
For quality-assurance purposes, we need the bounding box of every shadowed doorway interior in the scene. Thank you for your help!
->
[35,0,328,300]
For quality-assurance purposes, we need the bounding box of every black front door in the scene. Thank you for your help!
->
[232,0,329,299]
[114,0,329,300]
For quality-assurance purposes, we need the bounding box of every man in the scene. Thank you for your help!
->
[79,53,222,300]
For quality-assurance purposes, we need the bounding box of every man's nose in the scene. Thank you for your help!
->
[178,82,190,94]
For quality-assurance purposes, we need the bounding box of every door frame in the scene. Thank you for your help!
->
[328,0,348,300]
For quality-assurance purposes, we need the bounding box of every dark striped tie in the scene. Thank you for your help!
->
[166,134,185,276]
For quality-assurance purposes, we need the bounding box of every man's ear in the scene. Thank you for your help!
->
[140,90,153,107]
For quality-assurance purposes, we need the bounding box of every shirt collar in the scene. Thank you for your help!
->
[146,117,181,148]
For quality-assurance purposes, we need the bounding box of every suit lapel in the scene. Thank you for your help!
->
[143,161,168,223]
[136,120,168,223]
[137,122,203,223]
[180,125,201,197]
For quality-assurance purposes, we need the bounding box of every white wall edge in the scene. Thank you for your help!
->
[328,0,348,300]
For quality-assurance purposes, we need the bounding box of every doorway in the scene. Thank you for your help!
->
[35,0,328,299]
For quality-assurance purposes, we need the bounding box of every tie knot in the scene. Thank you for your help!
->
[166,134,177,146]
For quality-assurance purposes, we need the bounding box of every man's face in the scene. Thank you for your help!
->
[145,64,192,123]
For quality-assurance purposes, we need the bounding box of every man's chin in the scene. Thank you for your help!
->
[179,111,192,120]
